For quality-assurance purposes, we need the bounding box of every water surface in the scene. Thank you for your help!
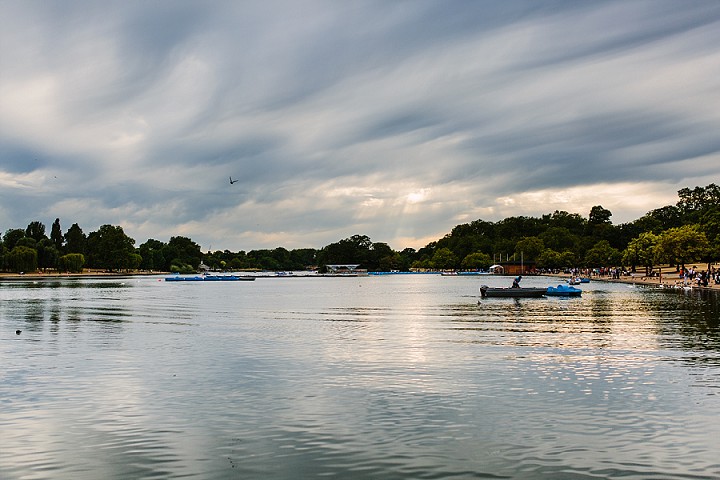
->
[1,275,719,479]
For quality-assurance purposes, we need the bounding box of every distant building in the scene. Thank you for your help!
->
[324,264,368,275]
[497,261,536,275]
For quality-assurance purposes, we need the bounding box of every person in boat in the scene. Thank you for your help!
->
[512,275,522,288]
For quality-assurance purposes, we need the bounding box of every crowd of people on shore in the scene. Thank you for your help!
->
[535,265,720,289]
[680,266,720,287]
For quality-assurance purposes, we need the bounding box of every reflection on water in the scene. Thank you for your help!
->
[1,276,719,479]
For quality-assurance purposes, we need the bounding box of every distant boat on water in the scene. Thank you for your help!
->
[165,274,255,282]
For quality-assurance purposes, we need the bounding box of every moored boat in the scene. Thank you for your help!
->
[479,285,546,298]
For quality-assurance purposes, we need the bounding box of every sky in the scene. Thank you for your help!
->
[1,0,719,252]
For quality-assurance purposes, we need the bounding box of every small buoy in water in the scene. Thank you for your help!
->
[16,330,21,335]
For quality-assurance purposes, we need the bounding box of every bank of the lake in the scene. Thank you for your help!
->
[546,264,720,291]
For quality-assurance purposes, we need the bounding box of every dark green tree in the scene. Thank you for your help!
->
[3,229,25,251]
[539,227,577,252]
[430,247,458,270]
[584,240,621,268]
[64,223,86,255]
[7,245,38,273]
[317,234,373,268]
[588,205,612,225]
[25,221,47,242]
[138,239,166,271]
[514,236,544,260]
[461,252,492,270]
[676,183,720,222]
[368,242,394,271]
[289,248,317,269]
[86,224,136,271]
[37,238,59,271]
[51,218,63,251]
[58,253,85,273]
[167,236,203,270]
[542,210,587,235]
[16,237,37,249]
[623,232,659,275]
[646,205,682,231]
[537,248,562,269]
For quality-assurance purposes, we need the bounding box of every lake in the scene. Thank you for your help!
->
[1,274,719,479]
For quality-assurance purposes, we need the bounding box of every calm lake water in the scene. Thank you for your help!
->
[1,274,719,479]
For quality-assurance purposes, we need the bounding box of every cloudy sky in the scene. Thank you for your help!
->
[1,1,719,252]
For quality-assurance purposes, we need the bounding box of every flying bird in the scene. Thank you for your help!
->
[229,176,238,185]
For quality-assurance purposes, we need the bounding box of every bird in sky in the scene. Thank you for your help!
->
[229,176,238,184]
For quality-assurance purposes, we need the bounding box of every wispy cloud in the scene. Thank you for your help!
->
[2,0,719,250]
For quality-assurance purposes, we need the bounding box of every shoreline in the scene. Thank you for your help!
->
[2,268,719,291]
[0,271,167,282]
[545,268,720,291]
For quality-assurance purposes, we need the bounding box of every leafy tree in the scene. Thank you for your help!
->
[86,224,136,271]
[559,250,579,268]
[138,239,166,271]
[6,245,38,273]
[257,255,281,270]
[37,238,59,271]
[700,208,720,261]
[676,183,720,222]
[584,240,621,268]
[15,237,37,249]
[51,218,63,251]
[3,229,25,250]
[317,234,372,267]
[537,248,562,269]
[430,247,458,270]
[169,260,195,274]
[58,253,85,273]
[461,252,492,270]
[398,248,417,271]
[368,242,394,271]
[25,221,47,242]
[289,248,317,269]
[167,236,203,269]
[514,236,544,260]
[588,205,612,225]
[228,257,248,270]
[623,232,659,275]
[127,253,143,271]
[646,205,682,231]
[542,210,586,235]
[539,227,577,252]
[655,225,709,271]
[494,216,543,242]
[379,252,403,271]
[64,223,86,255]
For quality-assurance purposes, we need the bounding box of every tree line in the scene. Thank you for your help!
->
[2,183,718,275]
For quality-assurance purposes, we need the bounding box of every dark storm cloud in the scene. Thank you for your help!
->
[2,0,720,250]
